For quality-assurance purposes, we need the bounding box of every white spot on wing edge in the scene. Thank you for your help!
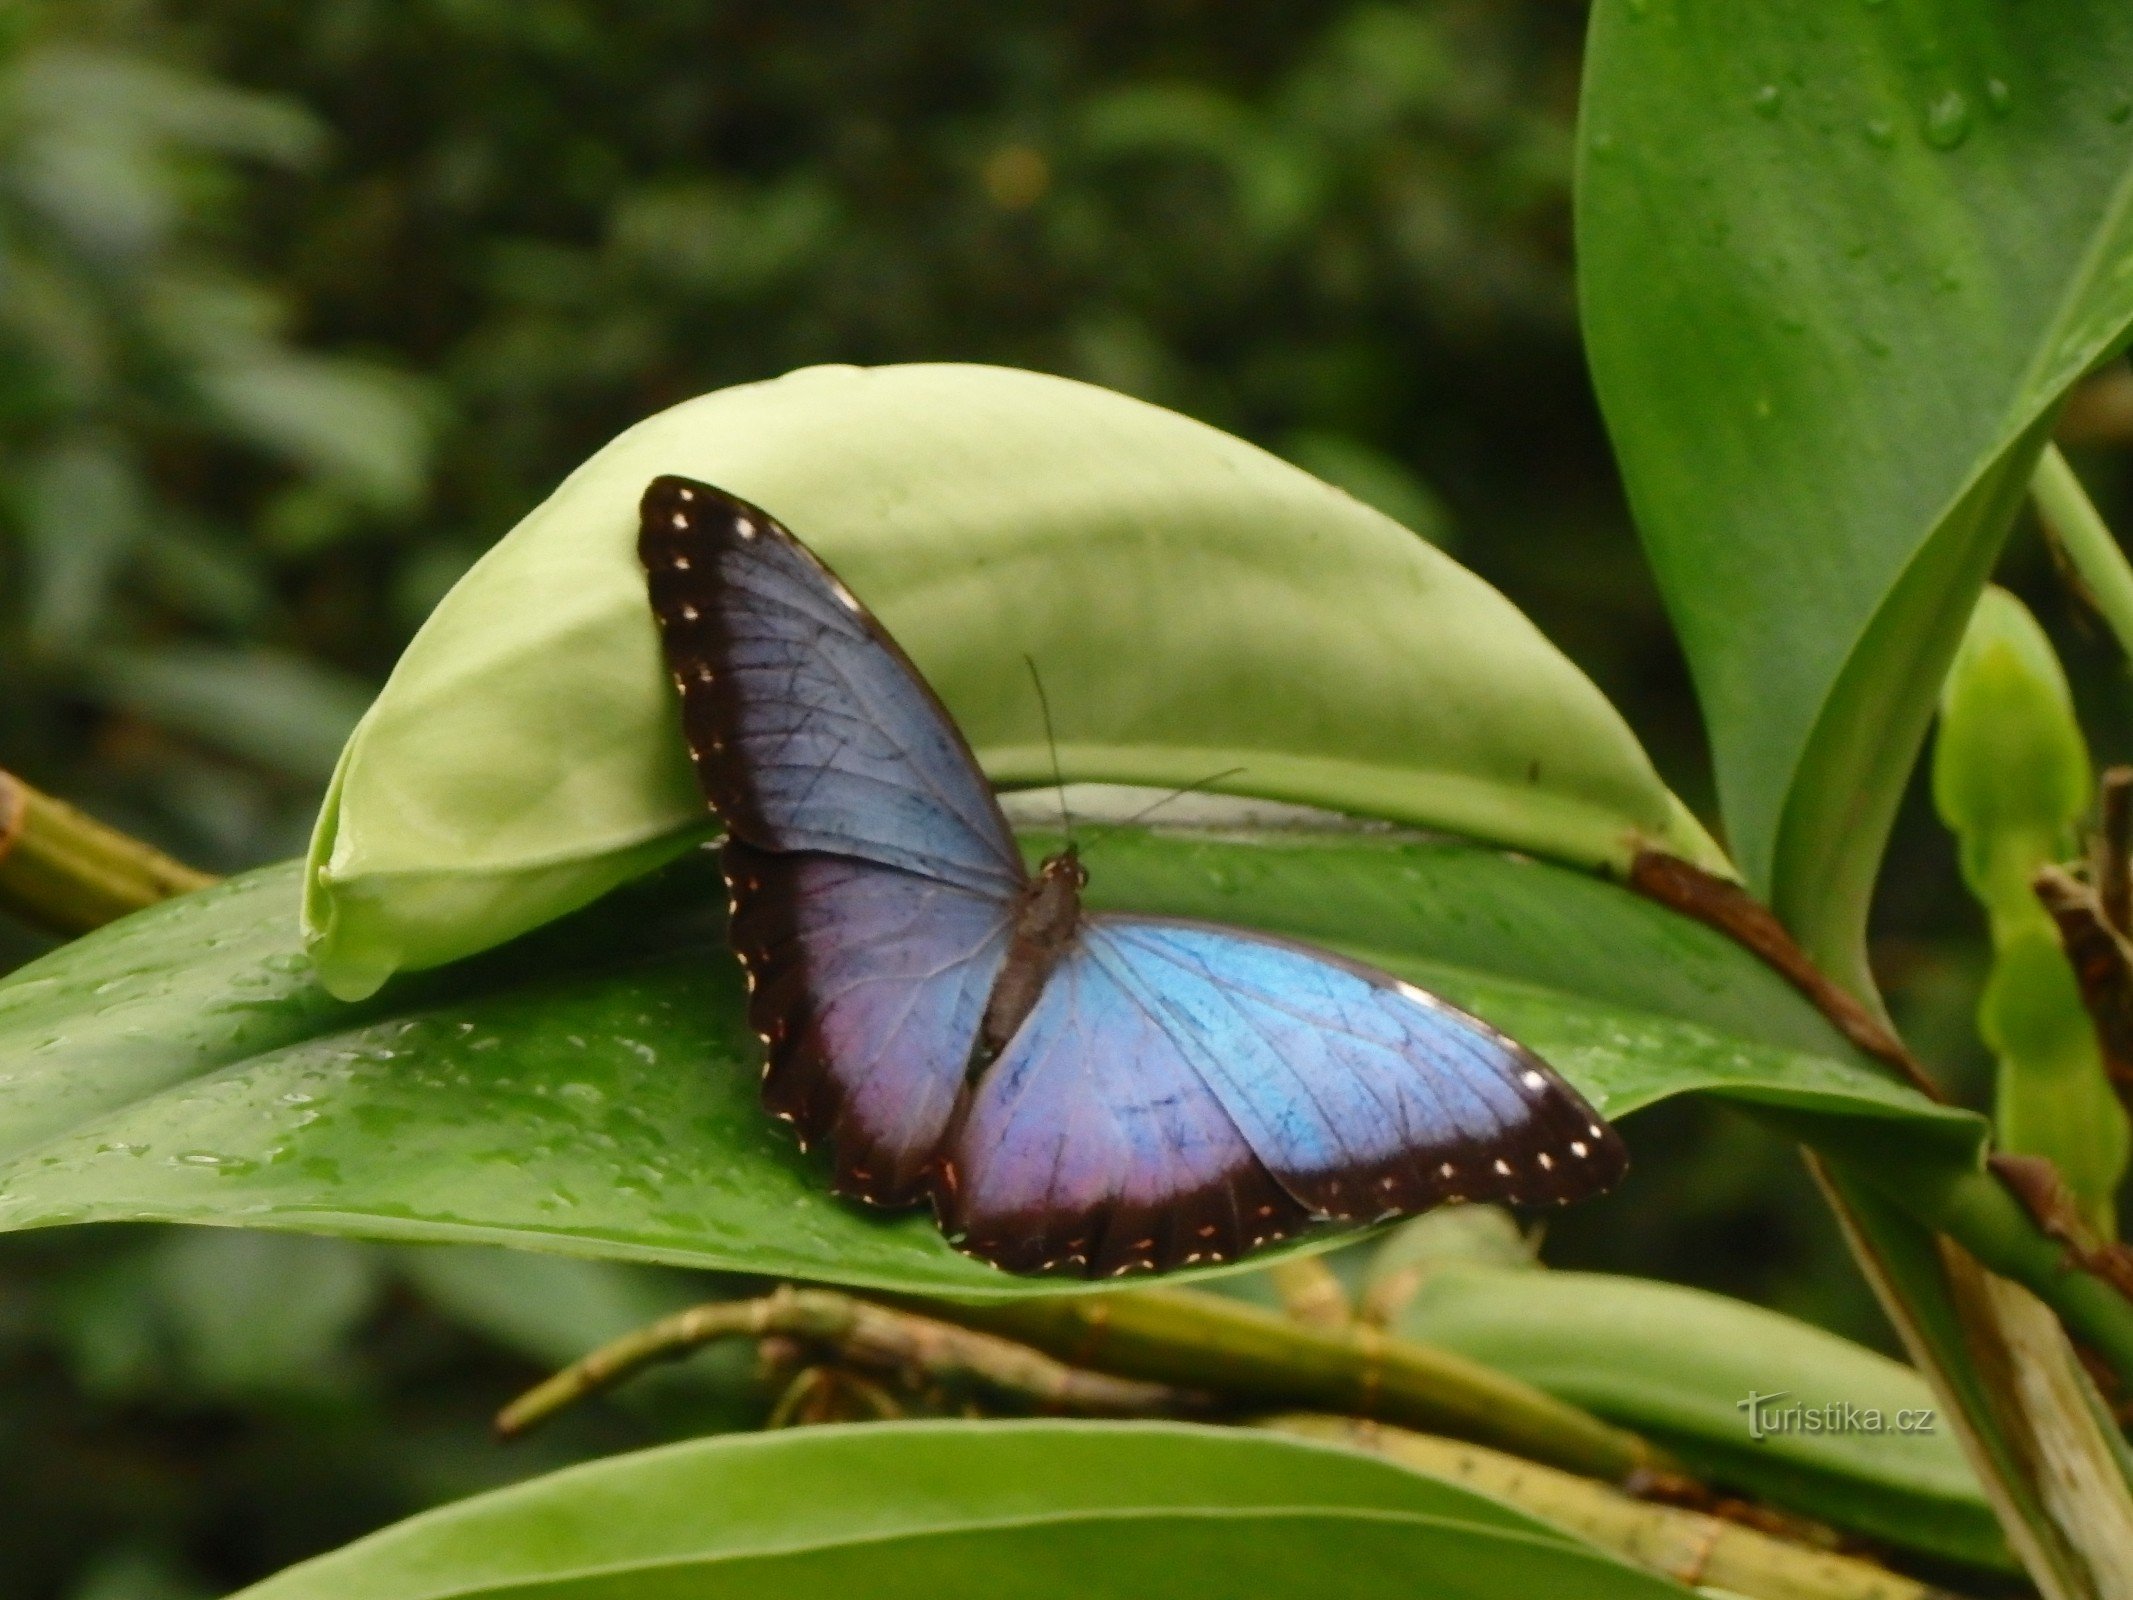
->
[735,517,757,540]
[1393,979,1446,1010]
[1520,1069,1546,1090]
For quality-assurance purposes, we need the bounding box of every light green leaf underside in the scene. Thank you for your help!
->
[1580,2,2133,976]
[306,361,1724,998]
[1396,1262,2008,1571]
[0,829,1976,1296]
[233,1421,1689,1600]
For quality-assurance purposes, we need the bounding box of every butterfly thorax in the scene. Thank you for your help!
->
[972,848,1088,1069]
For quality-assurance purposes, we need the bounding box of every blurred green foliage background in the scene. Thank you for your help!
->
[4,1,2130,1594]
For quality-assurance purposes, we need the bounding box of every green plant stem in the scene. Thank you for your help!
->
[1756,1110,2133,1385]
[0,769,217,935]
[495,1284,1204,1438]
[1266,1256,1352,1329]
[896,1285,1667,1485]
[1263,1414,1961,1600]
[2034,443,2133,662]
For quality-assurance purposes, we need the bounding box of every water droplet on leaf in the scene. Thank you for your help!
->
[1923,89,1972,150]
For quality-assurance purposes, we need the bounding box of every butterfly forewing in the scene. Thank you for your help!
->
[639,476,1024,894]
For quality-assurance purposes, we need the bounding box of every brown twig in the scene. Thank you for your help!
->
[1628,851,1942,1100]
[494,1285,1207,1438]
[0,768,217,935]
[2031,863,2133,1097]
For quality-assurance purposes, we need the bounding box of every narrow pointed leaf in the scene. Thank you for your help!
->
[1391,1261,2007,1570]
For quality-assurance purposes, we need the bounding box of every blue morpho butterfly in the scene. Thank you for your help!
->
[638,475,1627,1277]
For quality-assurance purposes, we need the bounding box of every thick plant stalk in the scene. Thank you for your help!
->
[899,1285,1666,1484]
[1817,1161,2133,1600]
[1264,1414,1963,1600]
[2034,444,2133,663]
[1267,1256,1352,1330]
[495,1284,1204,1438]
[0,770,216,934]
[1638,854,2133,1389]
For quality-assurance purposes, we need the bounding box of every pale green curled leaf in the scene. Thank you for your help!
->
[302,361,1725,999]
[1934,587,2126,1231]
[1935,588,2091,913]
[234,1421,1693,1600]
[1580,2,2133,985]
[1390,1261,2008,1572]
[0,826,1977,1300]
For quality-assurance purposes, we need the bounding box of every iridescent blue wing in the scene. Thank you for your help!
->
[639,476,1023,1204]
[725,842,1009,1207]
[936,936,1313,1277]
[639,476,1023,895]
[942,917,1622,1277]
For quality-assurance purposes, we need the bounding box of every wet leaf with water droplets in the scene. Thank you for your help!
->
[0,828,1972,1295]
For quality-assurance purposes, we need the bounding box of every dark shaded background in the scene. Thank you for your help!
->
[3,2,2125,1593]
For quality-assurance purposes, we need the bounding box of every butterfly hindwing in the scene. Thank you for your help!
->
[639,476,1024,895]
[1085,918,1626,1219]
[938,937,1313,1277]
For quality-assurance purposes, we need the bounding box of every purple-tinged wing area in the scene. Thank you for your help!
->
[725,841,1013,1208]
[1089,919,1626,1219]
[938,941,1312,1277]
[639,476,1024,897]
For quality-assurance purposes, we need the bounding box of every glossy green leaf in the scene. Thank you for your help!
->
[234,1421,1690,1600]
[0,823,1977,1296]
[1580,3,2133,980]
[1391,1261,2008,1571]
[303,361,1724,999]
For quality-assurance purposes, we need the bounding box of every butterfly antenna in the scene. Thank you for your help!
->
[1080,766,1249,858]
[1024,656,1073,847]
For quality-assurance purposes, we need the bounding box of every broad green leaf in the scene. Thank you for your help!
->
[233,1421,1691,1600]
[0,825,1977,1297]
[1391,1261,2008,1571]
[1580,3,2133,980]
[303,361,1724,999]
